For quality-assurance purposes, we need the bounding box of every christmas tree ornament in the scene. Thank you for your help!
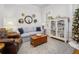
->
[72,8,79,43]
[75,35,78,37]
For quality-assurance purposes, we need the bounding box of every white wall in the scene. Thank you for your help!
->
[42,4,72,23]
[3,4,42,29]
[0,5,4,28]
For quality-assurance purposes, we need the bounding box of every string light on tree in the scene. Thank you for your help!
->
[72,8,79,43]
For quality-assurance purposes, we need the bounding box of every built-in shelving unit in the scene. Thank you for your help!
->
[51,21,56,36]
[47,17,69,42]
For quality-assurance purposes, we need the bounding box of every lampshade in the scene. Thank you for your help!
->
[5,21,14,32]
[7,21,14,25]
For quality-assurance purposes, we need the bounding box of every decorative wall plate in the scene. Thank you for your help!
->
[24,16,33,24]
[18,18,24,24]
[34,19,37,23]
[21,13,25,16]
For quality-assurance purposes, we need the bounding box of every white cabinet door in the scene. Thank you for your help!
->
[49,17,69,42]
[51,21,56,36]
[57,20,64,38]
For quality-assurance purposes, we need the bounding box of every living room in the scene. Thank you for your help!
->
[0,4,79,54]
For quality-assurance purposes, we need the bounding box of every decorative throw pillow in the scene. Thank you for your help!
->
[36,27,41,31]
[18,28,24,34]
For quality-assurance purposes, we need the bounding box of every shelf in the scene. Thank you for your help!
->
[48,17,68,42]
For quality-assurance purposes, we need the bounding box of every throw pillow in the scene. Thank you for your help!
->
[18,28,24,34]
[36,27,41,31]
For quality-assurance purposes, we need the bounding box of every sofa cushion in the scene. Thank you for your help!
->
[18,28,24,34]
[33,27,36,31]
[21,31,43,38]
[21,33,30,38]
[29,31,43,35]
[23,27,34,33]
[29,32,37,35]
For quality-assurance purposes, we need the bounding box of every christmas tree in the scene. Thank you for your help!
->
[72,8,79,43]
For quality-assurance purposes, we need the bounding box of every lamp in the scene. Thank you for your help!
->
[5,21,14,32]
[42,23,46,34]
[42,23,46,29]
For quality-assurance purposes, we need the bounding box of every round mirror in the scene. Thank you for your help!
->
[24,16,33,24]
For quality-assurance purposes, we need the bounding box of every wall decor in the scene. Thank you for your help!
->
[18,18,24,24]
[24,16,33,24]
[34,19,37,23]
[21,13,25,16]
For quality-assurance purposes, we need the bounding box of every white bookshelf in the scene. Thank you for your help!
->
[47,17,69,42]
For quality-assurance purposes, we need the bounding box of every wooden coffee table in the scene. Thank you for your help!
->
[31,34,47,47]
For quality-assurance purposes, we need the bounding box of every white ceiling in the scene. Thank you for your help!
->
[33,4,50,8]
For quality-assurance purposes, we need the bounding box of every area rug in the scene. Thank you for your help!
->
[18,37,75,54]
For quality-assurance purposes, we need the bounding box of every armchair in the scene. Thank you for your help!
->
[0,28,22,54]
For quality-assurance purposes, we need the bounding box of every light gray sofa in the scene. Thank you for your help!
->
[21,26,43,37]
[18,26,44,42]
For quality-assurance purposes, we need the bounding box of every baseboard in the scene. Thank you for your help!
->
[50,37,64,42]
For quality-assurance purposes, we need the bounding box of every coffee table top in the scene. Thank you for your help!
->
[31,34,47,39]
